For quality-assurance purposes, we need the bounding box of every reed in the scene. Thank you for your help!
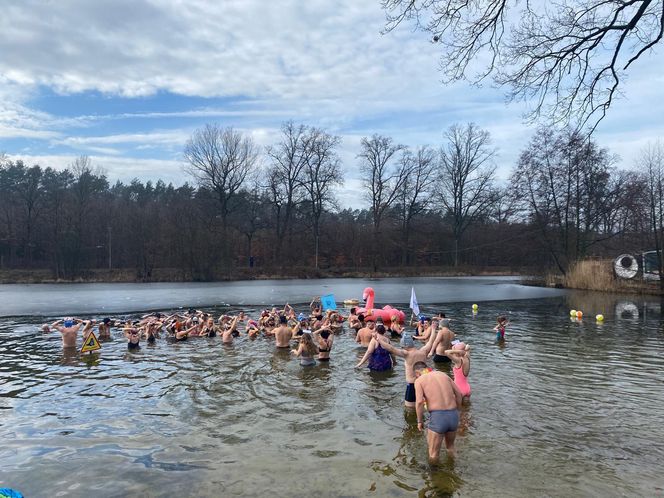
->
[562,259,662,294]
[564,259,615,292]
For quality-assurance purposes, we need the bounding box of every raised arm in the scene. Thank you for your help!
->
[355,338,377,368]
[380,340,406,358]
[422,332,441,356]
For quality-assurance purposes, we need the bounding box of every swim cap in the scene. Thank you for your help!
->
[103,317,111,324]
[302,329,312,334]
[453,342,466,350]
[64,318,74,327]
[298,313,306,321]
[400,334,415,348]
[440,318,450,328]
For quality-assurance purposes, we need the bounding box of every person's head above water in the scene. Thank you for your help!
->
[375,324,386,335]
[400,334,415,348]
[413,361,431,377]
[279,315,287,325]
[63,317,74,327]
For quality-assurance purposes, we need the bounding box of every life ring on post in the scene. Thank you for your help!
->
[613,254,638,279]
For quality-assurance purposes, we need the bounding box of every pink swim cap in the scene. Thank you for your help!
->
[453,342,466,350]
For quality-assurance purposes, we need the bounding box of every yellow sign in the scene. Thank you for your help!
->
[81,331,102,353]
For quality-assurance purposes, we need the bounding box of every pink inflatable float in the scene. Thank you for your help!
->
[356,287,406,324]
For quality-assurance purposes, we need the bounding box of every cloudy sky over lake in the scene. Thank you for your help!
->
[1,0,663,207]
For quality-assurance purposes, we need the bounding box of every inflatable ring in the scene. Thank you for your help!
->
[614,254,638,279]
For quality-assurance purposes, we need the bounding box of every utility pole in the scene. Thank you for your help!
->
[108,225,112,270]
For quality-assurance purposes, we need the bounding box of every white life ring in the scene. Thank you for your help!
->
[614,254,638,279]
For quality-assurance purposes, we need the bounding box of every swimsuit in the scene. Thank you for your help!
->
[405,383,416,403]
[368,344,392,371]
[128,341,140,350]
[147,335,156,344]
[453,363,471,397]
[300,353,316,366]
[433,354,451,363]
[496,326,505,341]
[428,409,459,434]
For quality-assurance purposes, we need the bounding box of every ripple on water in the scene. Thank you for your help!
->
[1,297,664,497]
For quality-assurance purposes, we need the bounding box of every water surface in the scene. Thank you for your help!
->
[0,276,562,317]
[1,280,662,497]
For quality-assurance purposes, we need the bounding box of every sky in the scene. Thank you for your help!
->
[1,0,663,209]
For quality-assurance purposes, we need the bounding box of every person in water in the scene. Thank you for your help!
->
[355,320,375,346]
[429,320,455,364]
[98,318,113,340]
[270,314,294,348]
[413,317,433,342]
[494,315,509,341]
[388,314,403,338]
[355,324,394,371]
[201,317,218,338]
[414,361,463,462]
[313,326,334,361]
[222,316,240,344]
[52,317,83,348]
[125,327,141,351]
[348,310,364,334]
[380,332,437,408]
[445,342,471,401]
[291,330,318,366]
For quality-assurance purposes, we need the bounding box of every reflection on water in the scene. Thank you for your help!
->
[1,292,664,497]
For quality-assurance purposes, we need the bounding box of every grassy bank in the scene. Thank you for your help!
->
[0,265,528,284]
[546,259,663,295]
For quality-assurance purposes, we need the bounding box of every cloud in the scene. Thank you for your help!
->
[1,0,663,210]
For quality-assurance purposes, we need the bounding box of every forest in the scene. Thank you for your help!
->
[0,122,660,282]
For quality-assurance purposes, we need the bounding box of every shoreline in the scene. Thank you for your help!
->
[0,267,529,285]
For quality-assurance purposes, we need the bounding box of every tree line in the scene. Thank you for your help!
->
[0,122,658,281]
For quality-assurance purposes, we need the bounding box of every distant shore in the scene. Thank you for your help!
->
[5,264,660,295]
[0,266,529,285]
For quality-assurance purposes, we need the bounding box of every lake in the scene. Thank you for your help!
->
[1,277,662,497]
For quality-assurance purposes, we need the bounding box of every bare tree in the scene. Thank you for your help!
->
[438,123,496,267]
[512,126,622,273]
[358,134,408,271]
[265,121,313,262]
[640,140,664,288]
[301,128,343,269]
[184,124,259,268]
[383,0,664,132]
[395,146,437,265]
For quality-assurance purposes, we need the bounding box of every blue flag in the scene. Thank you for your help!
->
[320,294,337,311]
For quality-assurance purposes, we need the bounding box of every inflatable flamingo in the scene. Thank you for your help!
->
[356,287,406,324]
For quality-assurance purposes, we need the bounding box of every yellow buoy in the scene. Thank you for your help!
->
[472,304,478,311]
[570,309,577,317]
[596,314,604,322]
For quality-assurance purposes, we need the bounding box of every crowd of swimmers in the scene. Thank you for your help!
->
[41,299,509,463]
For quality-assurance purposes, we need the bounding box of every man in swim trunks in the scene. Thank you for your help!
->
[380,332,437,408]
[53,317,83,348]
[429,320,455,363]
[414,361,463,462]
[271,315,294,348]
[355,320,375,346]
